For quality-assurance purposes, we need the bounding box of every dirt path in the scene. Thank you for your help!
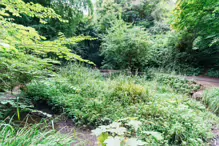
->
[55,119,98,146]
[186,76,219,88]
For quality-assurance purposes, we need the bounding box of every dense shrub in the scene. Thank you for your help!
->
[101,20,151,71]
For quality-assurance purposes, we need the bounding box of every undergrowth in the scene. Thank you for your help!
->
[203,88,219,115]
[0,122,75,146]
[25,64,219,145]
[207,69,219,78]
[156,74,201,94]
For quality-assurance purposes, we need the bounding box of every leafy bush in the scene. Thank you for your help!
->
[203,88,219,115]
[25,65,218,145]
[110,83,149,106]
[101,20,151,71]
[156,74,201,94]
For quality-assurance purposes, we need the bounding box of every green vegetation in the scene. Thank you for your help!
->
[0,122,74,145]
[101,20,151,71]
[0,0,219,145]
[156,74,201,94]
[92,118,147,146]
[0,0,94,92]
[172,0,219,69]
[203,88,219,115]
[25,65,218,145]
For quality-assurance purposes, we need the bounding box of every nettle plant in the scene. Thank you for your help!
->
[0,0,94,91]
[92,118,163,146]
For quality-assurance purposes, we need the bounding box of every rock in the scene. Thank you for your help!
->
[192,90,204,101]
[211,127,219,146]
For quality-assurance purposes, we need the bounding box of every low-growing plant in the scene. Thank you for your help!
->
[156,74,201,94]
[110,83,149,106]
[203,88,219,115]
[0,122,75,146]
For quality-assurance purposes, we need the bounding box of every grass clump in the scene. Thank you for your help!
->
[0,122,75,146]
[203,88,219,115]
[111,83,149,105]
[25,64,219,145]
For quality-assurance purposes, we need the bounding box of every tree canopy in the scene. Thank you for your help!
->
[0,0,94,90]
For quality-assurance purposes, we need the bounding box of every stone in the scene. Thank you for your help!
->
[192,90,204,101]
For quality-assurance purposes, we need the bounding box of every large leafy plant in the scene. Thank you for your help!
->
[92,118,148,146]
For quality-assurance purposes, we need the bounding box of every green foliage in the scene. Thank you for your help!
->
[92,118,147,146]
[156,74,201,94]
[111,83,149,105]
[25,65,219,145]
[207,69,219,78]
[13,0,94,38]
[101,20,151,71]
[95,0,123,33]
[203,88,219,115]
[0,0,94,91]
[0,0,66,23]
[1,0,219,145]
[73,17,104,66]
[0,96,35,120]
[0,122,75,145]
[96,0,175,30]
[148,31,179,67]
[172,0,219,68]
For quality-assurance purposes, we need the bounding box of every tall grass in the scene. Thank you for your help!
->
[0,122,75,146]
[203,88,219,115]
